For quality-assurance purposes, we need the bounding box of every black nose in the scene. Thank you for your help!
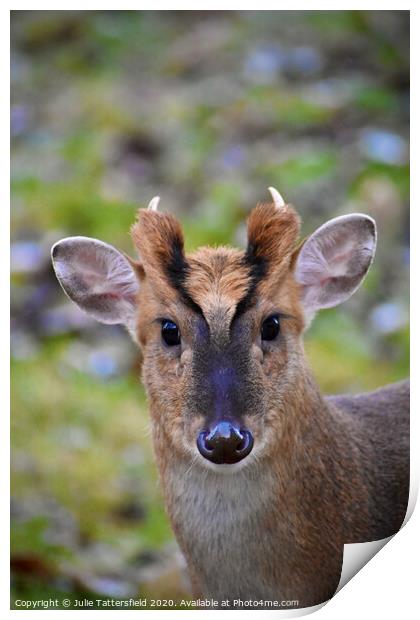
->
[197,421,254,464]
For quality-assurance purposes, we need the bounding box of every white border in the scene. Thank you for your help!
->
[5,4,417,620]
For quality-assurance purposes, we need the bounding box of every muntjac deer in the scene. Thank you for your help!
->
[51,188,409,608]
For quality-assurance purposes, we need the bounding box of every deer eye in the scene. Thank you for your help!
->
[261,315,280,341]
[161,320,181,346]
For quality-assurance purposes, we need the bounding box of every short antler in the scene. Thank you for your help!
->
[268,186,285,208]
[147,196,160,211]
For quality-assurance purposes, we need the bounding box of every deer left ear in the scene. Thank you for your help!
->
[51,236,140,332]
[294,214,377,321]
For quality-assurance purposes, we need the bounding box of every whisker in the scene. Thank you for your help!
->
[184,454,199,477]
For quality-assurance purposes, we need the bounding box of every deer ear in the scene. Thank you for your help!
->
[294,214,376,320]
[51,236,140,331]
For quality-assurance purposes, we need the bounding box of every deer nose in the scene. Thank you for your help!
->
[197,421,254,465]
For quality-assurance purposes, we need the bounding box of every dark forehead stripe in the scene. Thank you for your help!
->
[233,242,268,320]
[166,242,267,323]
[131,210,204,317]
[163,236,204,317]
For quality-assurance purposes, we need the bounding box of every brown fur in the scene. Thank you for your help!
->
[246,202,301,292]
[186,248,252,328]
[131,209,185,274]
[247,203,300,261]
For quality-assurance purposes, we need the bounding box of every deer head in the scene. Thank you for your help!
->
[51,190,376,472]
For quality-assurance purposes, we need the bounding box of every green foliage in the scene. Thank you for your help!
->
[354,86,399,113]
[274,151,337,191]
[307,309,409,393]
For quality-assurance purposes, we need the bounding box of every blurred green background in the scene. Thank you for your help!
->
[11,10,409,609]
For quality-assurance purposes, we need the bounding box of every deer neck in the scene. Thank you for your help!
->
[152,373,351,603]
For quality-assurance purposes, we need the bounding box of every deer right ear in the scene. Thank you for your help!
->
[51,236,140,332]
[294,214,377,322]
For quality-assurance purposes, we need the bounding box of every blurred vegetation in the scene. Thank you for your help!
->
[11,10,409,609]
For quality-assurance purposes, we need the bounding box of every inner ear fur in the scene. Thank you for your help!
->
[294,213,377,319]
